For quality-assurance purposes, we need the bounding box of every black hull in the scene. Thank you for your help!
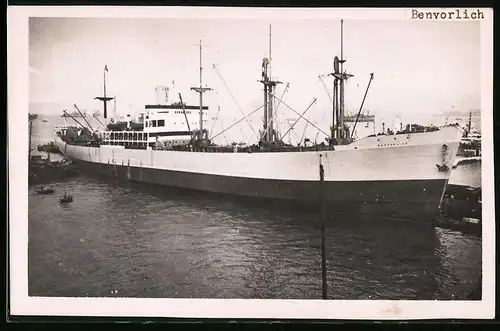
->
[72,159,446,223]
[442,184,482,220]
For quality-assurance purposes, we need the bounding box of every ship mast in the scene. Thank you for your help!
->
[269,25,272,81]
[340,20,345,141]
[268,25,274,140]
[94,65,114,126]
[466,109,472,137]
[191,39,212,141]
[259,25,281,145]
[28,119,33,161]
[329,20,353,145]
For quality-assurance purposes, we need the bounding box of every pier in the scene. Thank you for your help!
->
[29,155,81,186]
[434,185,482,235]
[28,119,80,186]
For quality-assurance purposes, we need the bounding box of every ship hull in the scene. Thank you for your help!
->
[54,126,462,222]
[73,157,446,221]
[449,157,481,189]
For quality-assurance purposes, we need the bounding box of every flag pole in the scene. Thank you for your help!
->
[95,64,113,128]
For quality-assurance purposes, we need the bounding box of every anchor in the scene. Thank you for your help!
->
[436,164,450,172]
[436,144,450,172]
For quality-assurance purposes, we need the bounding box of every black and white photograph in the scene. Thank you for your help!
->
[8,6,494,320]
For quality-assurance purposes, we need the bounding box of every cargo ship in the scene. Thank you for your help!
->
[54,21,462,222]
[449,109,481,190]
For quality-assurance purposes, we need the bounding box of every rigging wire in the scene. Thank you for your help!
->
[239,127,246,144]
[283,119,302,145]
[290,126,301,145]
[74,104,95,134]
[279,97,319,140]
[351,73,374,140]
[314,75,334,143]
[274,82,290,137]
[259,82,290,141]
[209,105,222,139]
[92,113,106,129]
[211,104,264,141]
[178,93,193,140]
[299,120,310,145]
[62,110,88,131]
[271,94,330,139]
[212,64,259,140]
[219,119,229,145]
[318,75,333,102]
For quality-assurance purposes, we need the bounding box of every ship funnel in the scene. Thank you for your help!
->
[155,85,169,105]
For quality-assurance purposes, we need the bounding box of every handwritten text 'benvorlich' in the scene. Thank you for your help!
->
[411,9,485,20]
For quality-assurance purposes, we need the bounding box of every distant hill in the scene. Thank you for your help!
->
[433,109,481,118]
[29,102,103,118]
[29,102,69,116]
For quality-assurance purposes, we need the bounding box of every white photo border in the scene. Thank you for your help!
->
[8,6,495,320]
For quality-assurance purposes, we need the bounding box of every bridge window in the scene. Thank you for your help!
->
[151,120,157,127]
[158,119,165,126]
[133,133,138,140]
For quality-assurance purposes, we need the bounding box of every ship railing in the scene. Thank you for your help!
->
[99,131,149,142]
[98,131,151,147]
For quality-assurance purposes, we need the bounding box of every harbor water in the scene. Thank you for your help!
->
[27,115,482,300]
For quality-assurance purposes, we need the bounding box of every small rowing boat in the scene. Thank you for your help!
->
[59,193,73,203]
[37,186,55,195]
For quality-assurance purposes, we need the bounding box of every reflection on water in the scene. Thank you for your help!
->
[28,175,482,300]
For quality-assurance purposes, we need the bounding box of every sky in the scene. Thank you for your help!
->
[29,17,480,144]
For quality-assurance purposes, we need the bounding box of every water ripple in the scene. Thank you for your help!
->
[28,175,482,299]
